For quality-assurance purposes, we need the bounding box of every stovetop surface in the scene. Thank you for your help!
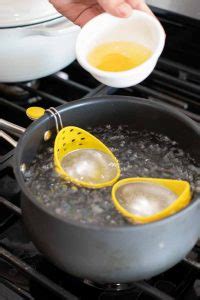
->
[0,9,200,300]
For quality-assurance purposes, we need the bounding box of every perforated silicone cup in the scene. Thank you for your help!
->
[54,126,120,189]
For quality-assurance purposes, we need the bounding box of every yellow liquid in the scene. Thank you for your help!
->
[88,41,152,72]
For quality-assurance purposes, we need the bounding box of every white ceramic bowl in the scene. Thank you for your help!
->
[76,11,165,88]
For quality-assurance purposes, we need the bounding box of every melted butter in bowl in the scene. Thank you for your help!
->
[88,41,153,72]
[76,11,165,87]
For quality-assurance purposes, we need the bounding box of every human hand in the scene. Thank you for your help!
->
[49,0,154,27]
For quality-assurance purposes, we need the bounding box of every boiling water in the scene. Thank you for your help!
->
[116,182,177,217]
[25,126,200,227]
[61,149,117,184]
[88,41,152,72]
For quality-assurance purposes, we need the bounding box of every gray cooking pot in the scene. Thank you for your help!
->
[2,96,200,283]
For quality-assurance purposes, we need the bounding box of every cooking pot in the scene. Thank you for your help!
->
[0,0,80,82]
[1,96,200,283]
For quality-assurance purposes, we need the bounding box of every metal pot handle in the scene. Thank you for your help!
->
[0,119,25,170]
[0,119,25,137]
[0,130,17,148]
[23,19,80,37]
[0,131,17,170]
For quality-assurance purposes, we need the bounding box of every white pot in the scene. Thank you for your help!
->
[0,18,80,82]
[0,0,80,82]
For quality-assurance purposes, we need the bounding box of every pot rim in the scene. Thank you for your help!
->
[15,96,200,232]
[0,0,61,29]
[0,15,63,30]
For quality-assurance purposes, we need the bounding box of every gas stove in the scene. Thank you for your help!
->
[0,9,200,300]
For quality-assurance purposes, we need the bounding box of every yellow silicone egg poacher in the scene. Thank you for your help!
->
[26,106,120,189]
[112,178,191,224]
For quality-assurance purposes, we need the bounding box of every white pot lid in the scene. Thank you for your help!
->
[0,0,61,28]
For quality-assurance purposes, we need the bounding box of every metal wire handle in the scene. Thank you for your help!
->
[0,119,25,137]
[50,107,63,129]
[0,130,17,148]
[46,107,63,133]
